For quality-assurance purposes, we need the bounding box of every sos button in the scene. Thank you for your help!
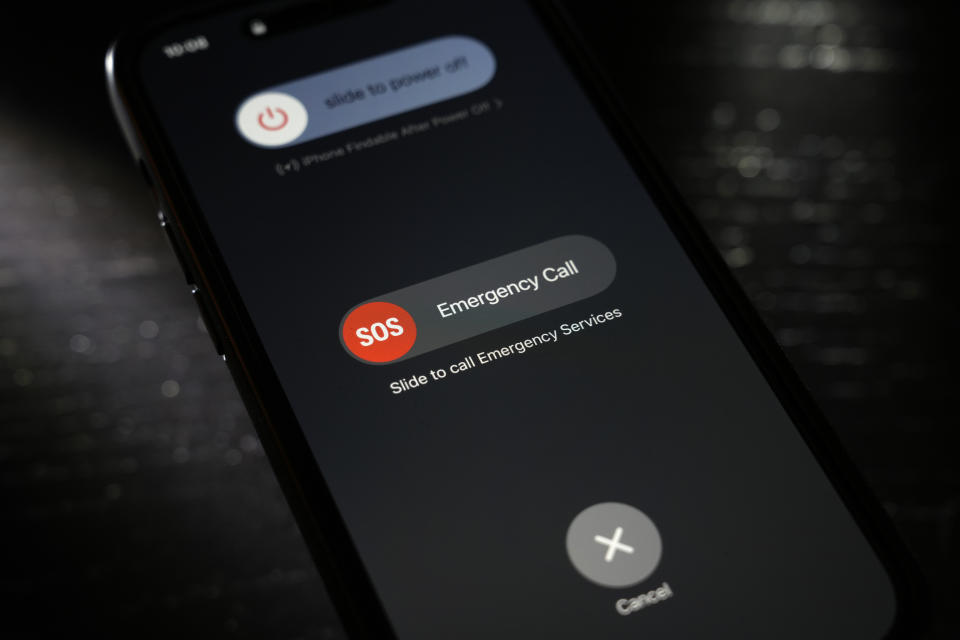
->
[341,301,417,363]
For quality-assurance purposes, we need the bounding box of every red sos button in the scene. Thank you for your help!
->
[341,301,417,363]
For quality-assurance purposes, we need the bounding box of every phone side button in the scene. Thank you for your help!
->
[158,210,196,285]
[191,284,226,357]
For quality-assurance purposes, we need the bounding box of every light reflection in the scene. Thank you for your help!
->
[160,379,181,398]
[727,0,839,26]
[138,319,160,339]
[755,108,781,132]
[818,23,845,45]
[68,333,93,354]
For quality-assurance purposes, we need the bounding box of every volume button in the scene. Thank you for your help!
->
[159,211,225,358]
[192,284,227,357]
[158,209,196,285]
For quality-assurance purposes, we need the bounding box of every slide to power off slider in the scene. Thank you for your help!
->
[236,92,308,147]
[257,106,288,130]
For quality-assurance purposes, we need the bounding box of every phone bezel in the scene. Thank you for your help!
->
[106,1,926,637]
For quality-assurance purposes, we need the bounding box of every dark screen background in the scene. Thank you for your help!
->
[136,2,896,637]
[2,0,956,638]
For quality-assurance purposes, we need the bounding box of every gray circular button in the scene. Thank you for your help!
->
[566,502,662,588]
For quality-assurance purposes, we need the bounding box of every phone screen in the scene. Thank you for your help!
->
[132,1,898,637]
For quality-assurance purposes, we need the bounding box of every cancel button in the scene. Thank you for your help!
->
[616,582,675,616]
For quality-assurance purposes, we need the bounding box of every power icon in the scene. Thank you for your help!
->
[236,92,308,147]
[257,107,289,131]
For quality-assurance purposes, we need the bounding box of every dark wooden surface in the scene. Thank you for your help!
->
[1,2,956,637]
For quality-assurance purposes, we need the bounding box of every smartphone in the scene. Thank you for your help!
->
[106,1,922,637]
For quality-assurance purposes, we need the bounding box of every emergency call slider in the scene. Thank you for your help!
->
[339,235,616,364]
